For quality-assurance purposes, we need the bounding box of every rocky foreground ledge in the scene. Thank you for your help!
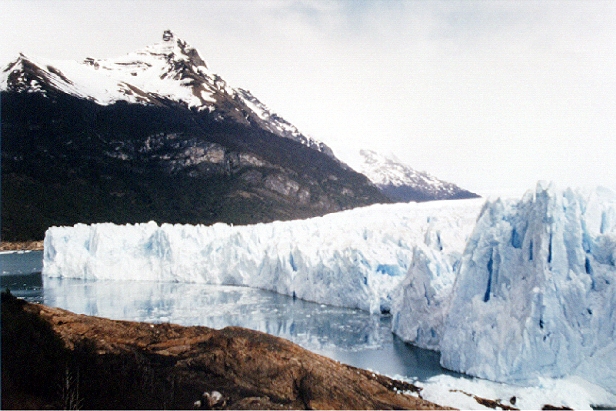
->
[1,292,447,410]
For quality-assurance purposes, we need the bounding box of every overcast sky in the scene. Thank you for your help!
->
[2,0,615,197]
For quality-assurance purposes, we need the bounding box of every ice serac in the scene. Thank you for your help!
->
[43,199,484,314]
[439,182,616,393]
[391,208,479,351]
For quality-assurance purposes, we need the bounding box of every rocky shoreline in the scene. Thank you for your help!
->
[0,241,44,251]
[1,292,448,410]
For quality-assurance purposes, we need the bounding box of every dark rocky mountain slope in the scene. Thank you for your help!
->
[1,32,389,241]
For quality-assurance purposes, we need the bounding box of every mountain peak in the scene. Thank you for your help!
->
[162,29,174,42]
[132,30,208,71]
[1,30,335,158]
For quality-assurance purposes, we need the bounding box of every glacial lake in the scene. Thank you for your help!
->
[1,250,459,383]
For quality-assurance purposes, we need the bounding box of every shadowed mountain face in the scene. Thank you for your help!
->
[1,31,389,241]
[1,92,388,240]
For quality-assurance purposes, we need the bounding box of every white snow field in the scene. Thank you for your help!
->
[43,199,484,314]
[439,182,616,394]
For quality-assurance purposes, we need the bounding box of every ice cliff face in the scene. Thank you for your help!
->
[41,180,616,393]
[390,224,465,351]
[438,183,616,391]
[43,199,484,314]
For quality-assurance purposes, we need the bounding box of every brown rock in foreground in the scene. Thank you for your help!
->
[1,292,449,410]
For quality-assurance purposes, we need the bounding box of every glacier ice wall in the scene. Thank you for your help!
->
[42,181,616,392]
[390,215,470,351]
[43,199,484,313]
[439,183,616,392]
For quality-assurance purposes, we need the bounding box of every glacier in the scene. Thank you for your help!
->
[437,183,616,392]
[43,199,484,314]
[390,227,463,351]
[42,182,616,394]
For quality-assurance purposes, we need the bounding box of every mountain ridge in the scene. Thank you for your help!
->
[1,31,389,241]
[1,30,477,241]
[1,30,336,159]
[350,150,479,202]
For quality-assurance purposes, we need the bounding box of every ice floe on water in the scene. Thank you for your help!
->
[411,373,616,410]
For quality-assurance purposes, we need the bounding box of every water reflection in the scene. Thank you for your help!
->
[0,250,458,382]
[42,277,387,352]
[36,277,457,380]
[0,272,43,300]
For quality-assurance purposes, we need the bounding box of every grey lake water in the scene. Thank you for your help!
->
[0,250,458,383]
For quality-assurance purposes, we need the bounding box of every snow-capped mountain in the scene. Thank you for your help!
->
[1,30,388,241]
[351,150,479,202]
[1,30,333,157]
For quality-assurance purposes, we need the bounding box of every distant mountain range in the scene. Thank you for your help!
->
[351,150,479,202]
[1,30,477,241]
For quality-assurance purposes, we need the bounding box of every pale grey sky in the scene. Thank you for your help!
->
[2,0,615,196]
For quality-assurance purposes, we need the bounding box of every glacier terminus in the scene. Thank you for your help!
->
[440,183,616,393]
[43,182,616,395]
[43,199,483,314]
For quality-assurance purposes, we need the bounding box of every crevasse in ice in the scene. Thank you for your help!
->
[438,182,616,392]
